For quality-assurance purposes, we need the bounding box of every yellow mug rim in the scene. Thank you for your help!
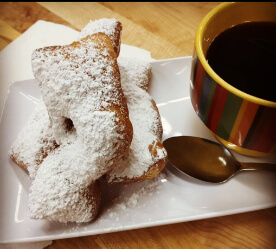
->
[195,2,276,108]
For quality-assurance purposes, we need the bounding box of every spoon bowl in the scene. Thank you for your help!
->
[163,136,276,183]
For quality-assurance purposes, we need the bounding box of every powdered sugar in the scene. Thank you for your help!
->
[80,18,122,56]
[102,172,167,224]
[32,37,124,145]
[107,57,167,181]
[28,33,131,223]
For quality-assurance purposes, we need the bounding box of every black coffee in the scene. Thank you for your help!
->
[206,22,276,102]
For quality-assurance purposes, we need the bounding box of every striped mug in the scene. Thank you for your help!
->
[190,2,276,156]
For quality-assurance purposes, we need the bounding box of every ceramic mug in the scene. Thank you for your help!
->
[190,2,276,156]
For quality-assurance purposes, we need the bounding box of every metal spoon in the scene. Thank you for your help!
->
[163,136,276,183]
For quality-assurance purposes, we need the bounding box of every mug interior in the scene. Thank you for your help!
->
[199,2,276,57]
[196,2,276,107]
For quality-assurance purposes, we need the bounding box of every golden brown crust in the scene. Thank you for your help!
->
[151,99,163,140]
[10,155,28,171]
[113,157,167,183]
[85,180,102,220]
[113,21,122,57]
[109,141,167,183]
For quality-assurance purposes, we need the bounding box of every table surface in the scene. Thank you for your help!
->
[0,2,275,249]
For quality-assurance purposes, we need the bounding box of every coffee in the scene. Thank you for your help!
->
[206,22,276,102]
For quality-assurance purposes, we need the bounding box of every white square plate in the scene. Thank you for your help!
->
[0,57,275,243]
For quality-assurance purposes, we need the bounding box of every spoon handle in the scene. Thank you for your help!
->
[240,162,276,172]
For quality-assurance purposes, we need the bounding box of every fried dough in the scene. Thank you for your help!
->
[29,33,132,223]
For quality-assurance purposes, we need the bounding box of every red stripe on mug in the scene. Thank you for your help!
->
[207,84,229,133]
[252,109,276,152]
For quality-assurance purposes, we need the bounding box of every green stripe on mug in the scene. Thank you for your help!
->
[216,93,243,141]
